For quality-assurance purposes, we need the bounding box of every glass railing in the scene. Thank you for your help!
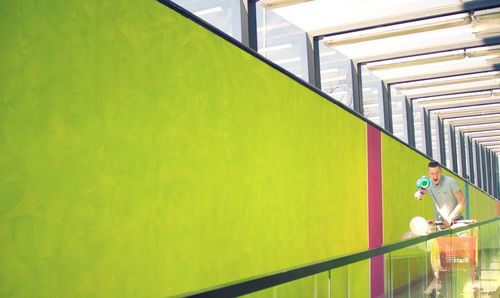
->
[174,217,499,297]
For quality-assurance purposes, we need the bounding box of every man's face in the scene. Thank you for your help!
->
[428,166,441,185]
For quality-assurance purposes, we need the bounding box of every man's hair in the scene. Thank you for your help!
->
[428,161,441,168]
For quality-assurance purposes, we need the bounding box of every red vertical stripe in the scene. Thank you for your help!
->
[367,124,384,298]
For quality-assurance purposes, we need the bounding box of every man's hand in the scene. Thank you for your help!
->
[414,191,424,200]
[443,218,455,226]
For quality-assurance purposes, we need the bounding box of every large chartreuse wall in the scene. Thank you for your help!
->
[469,184,498,221]
[0,1,369,297]
[1,1,497,297]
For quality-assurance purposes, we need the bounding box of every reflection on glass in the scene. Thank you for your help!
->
[456,129,462,175]
[464,137,470,179]
[431,113,441,163]
[444,122,452,167]
[330,266,348,297]
[472,143,477,181]
[414,105,425,152]
[390,87,408,142]
[386,246,429,297]
[256,3,308,81]
[477,221,500,296]
[318,42,353,108]
[362,67,384,127]
[171,0,242,41]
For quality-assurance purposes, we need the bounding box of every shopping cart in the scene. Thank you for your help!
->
[428,220,479,295]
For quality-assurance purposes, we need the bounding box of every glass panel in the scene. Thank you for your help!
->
[347,259,370,297]
[362,67,384,127]
[243,220,498,298]
[318,42,353,108]
[391,87,408,143]
[171,0,242,42]
[330,265,348,297]
[256,3,308,81]
[477,220,500,296]
[465,137,470,179]
[444,123,452,167]
[456,129,462,176]
[384,220,499,297]
[414,106,425,153]
[472,143,478,182]
[386,241,431,297]
[431,113,441,163]
[434,230,477,296]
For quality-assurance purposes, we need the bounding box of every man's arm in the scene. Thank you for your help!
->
[445,191,466,225]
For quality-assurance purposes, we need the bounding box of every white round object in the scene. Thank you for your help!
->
[410,216,429,236]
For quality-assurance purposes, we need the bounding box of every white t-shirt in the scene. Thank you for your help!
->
[427,176,461,221]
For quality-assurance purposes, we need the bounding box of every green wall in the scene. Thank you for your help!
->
[0,1,369,297]
[469,184,498,221]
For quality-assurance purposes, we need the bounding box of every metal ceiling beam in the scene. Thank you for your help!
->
[388,68,500,86]
[431,106,500,118]
[479,140,500,146]
[393,73,500,91]
[357,38,500,65]
[259,0,312,9]
[465,130,500,138]
[470,136,500,142]
[411,88,498,101]
[455,124,500,132]
[445,115,500,126]
[312,0,500,38]
[422,99,500,111]
[407,84,500,100]
[385,65,500,85]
